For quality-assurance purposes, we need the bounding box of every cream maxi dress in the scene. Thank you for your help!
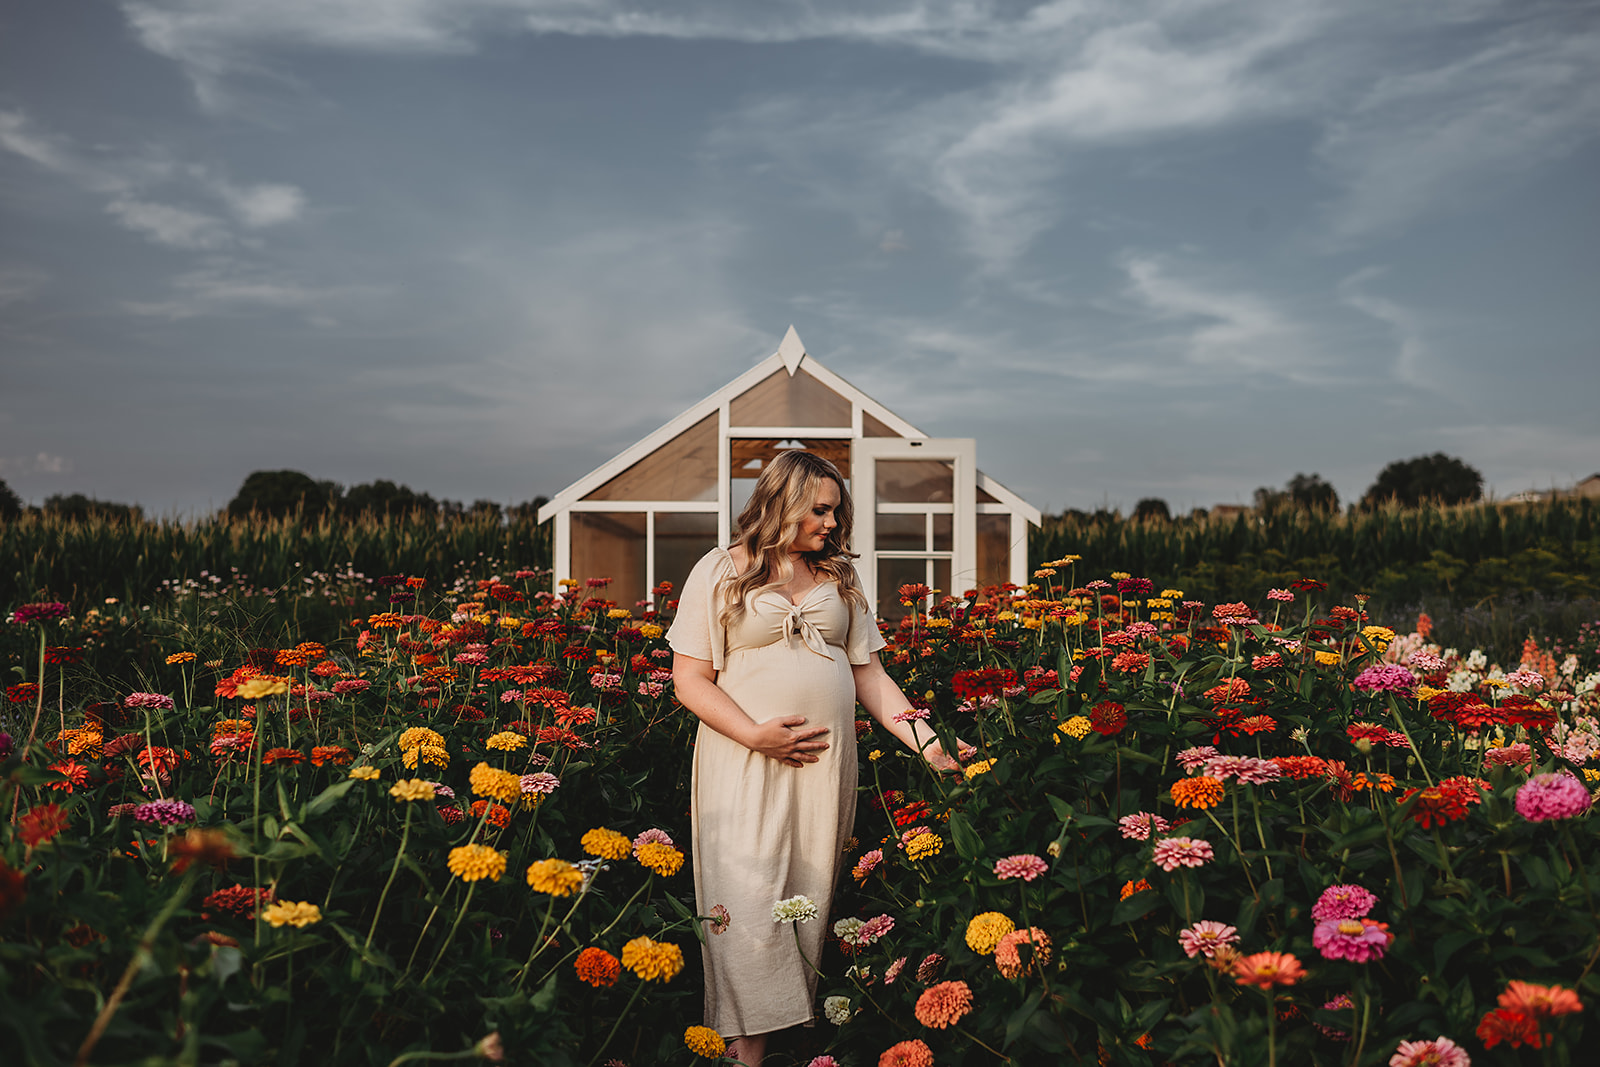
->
[667,547,886,1037]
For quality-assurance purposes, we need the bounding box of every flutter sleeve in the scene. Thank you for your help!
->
[845,573,888,666]
[667,549,732,672]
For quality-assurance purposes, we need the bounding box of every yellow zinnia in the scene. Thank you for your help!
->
[402,744,450,769]
[963,759,995,781]
[905,832,943,861]
[388,778,436,803]
[1313,650,1341,666]
[236,676,290,699]
[620,936,684,982]
[447,844,507,882]
[581,827,632,861]
[469,761,523,803]
[398,727,445,750]
[526,858,584,896]
[1059,716,1092,739]
[684,1026,726,1058]
[484,731,527,752]
[635,841,685,877]
[261,900,322,928]
[965,912,1016,954]
[349,766,380,780]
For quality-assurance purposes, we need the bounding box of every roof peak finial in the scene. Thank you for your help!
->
[777,325,806,375]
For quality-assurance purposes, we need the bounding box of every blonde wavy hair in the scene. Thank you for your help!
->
[719,450,869,624]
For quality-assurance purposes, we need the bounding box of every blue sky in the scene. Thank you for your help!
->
[1,0,1596,517]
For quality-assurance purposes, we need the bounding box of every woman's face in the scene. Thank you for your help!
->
[790,478,840,555]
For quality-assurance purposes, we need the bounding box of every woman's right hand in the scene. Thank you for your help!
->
[748,716,829,767]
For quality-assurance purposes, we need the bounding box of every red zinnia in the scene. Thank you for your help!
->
[1476,1008,1543,1049]
[1088,701,1127,736]
[19,803,70,847]
[47,760,89,793]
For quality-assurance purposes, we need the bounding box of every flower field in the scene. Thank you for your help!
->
[3,563,1599,1065]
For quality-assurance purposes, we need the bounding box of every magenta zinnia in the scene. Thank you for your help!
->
[1313,918,1393,963]
[1312,884,1377,921]
[1514,772,1591,822]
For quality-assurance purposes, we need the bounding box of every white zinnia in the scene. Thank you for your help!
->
[824,996,852,1025]
[772,895,818,924]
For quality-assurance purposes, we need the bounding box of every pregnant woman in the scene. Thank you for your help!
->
[669,449,957,1066]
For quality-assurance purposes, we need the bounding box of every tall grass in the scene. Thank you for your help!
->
[2,509,552,609]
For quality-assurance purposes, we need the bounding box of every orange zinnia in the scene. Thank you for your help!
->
[1170,775,1225,809]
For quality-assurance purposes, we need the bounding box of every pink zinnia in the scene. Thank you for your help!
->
[1312,884,1377,921]
[806,1059,841,1067]
[1408,652,1446,672]
[499,689,524,703]
[632,828,674,856]
[1175,745,1220,773]
[1389,1036,1470,1067]
[1313,917,1393,962]
[1203,755,1282,784]
[1267,588,1296,602]
[1177,920,1239,959]
[994,854,1049,881]
[1317,993,1354,1041]
[1252,653,1284,670]
[331,679,371,694]
[883,956,907,984]
[1352,665,1416,695]
[1151,836,1214,872]
[1118,812,1172,840]
[520,772,560,795]
[124,692,176,709]
[1515,772,1591,821]
[893,708,930,723]
[1504,669,1544,691]
[857,914,895,944]
[1482,743,1532,769]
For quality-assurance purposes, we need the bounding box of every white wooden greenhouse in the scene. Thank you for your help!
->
[537,328,1040,619]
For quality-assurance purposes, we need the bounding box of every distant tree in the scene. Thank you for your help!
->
[1254,472,1340,514]
[44,493,142,522]
[1133,497,1171,522]
[1287,473,1340,512]
[227,470,341,518]
[1362,454,1483,509]
[469,499,504,522]
[507,496,550,523]
[0,477,22,520]
[342,480,438,517]
[1189,507,1210,522]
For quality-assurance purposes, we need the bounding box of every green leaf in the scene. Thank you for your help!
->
[302,777,357,818]
[948,811,982,860]
[1112,890,1163,924]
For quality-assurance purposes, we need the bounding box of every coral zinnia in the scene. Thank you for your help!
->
[1497,979,1583,1018]
[878,1038,934,1067]
[1170,776,1225,809]
[18,802,70,847]
[1389,1037,1469,1067]
[1232,951,1306,989]
[573,946,620,987]
[994,854,1048,881]
[914,980,974,1028]
[1151,836,1214,872]
[1177,920,1240,959]
[994,927,1051,979]
[620,935,683,981]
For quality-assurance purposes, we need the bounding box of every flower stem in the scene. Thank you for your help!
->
[364,805,413,953]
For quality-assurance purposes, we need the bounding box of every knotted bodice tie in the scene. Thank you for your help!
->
[782,603,833,660]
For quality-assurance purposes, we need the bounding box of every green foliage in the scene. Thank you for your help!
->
[0,478,25,520]
[227,470,343,518]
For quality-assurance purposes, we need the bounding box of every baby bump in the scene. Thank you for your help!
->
[720,644,857,728]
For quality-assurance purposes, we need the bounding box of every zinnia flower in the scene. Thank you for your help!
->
[772,895,818,924]
[1389,1036,1470,1067]
[573,946,620,987]
[134,799,197,826]
[1476,1008,1542,1049]
[994,927,1051,979]
[388,779,436,803]
[1118,812,1171,840]
[994,854,1048,881]
[824,995,852,1025]
[261,900,322,928]
[707,903,730,935]
[878,1038,934,1067]
[1233,951,1306,989]
[1514,773,1592,822]
[1312,884,1377,921]
[1313,918,1393,962]
[18,803,70,847]
[964,911,1015,954]
[1498,980,1583,1018]
[349,766,380,780]
[1353,665,1416,695]
[635,841,684,876]
[620,935,683,981]
[683,1025,725,1058]
[1151,836,1214,872]
[914,980,973,1028]
[852,849,883,882]
[1170,776,1225,809]
[469,762,523,804]
[1178,920,1240,959]
[915,953,946,983]
[581,827,633,860]
[526,859,583,896]
[1058,715,1092,739]
[447,844,507,882]
[1089,700,1128,733]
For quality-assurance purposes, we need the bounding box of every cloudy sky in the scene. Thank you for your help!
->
[2,0,1597,518]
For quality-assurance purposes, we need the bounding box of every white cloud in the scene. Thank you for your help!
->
[1338,267,1431,389]
[120,260,357,318]
[0,452,73,476]
[107,198,232,249]
[211,179,306,227]
[1118,252,1322,380]
[0,266,50,306]
[1317,22,1600,244]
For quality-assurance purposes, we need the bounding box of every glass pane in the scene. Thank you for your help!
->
[875,513,925,552]
[571,512,647,610]
[977,513,1011,594]
[729,368,852,427]
[876,459,953,503]
[932,513,952,552]
[654,513,719,601]
[730,440,851,481]
[584,413,717,502]
[876,557,930,626]
[934,559,951,601]
[862,411,899,437]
